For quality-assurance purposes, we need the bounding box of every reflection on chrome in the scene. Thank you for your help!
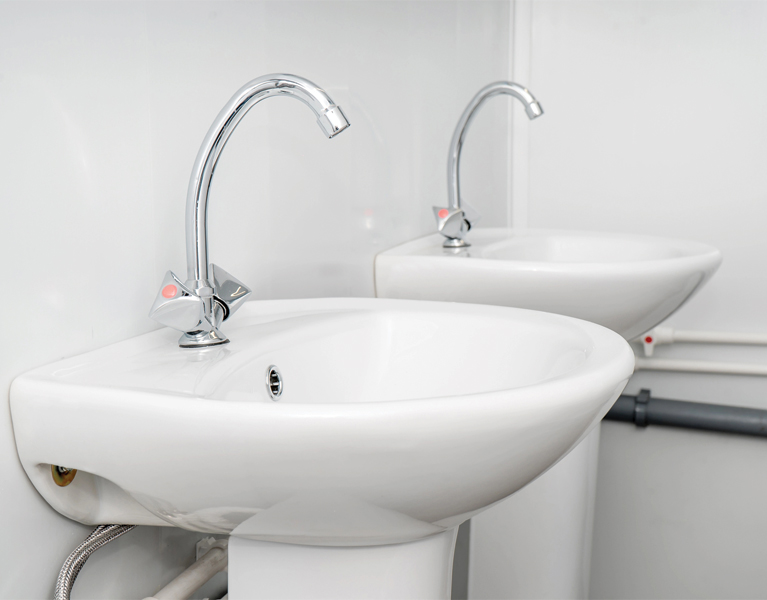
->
[149,74,351,348]
[434,81,543,249]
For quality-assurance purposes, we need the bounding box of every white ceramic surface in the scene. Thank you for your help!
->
[0,3,516,597]
[375,226,721,599]
[524,4,767,598]
[470,425,602,599]
[11,298,632,547]
[375,228,722,341]
[228,530,458,599]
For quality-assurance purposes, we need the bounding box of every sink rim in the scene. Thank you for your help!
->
[375,227,723,342]
[13,298,633,409]
[377,227,722,274]
[10,297,634,539]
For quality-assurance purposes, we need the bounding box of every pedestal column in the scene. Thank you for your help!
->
[228,529,458,599]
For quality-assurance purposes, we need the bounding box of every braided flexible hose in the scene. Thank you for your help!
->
[54,525,136,600]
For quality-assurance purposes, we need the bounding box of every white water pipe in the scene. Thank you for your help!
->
[639,326,767,357]
[635,357,767,377]
[144,539,228,600]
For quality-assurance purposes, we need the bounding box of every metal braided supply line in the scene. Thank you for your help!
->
[56,524,112,598]
[54,525,136,600]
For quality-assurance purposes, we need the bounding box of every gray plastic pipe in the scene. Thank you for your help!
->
[604,388,767,436]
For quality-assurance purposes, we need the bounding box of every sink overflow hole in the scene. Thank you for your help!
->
[52,465,77,487]
[266,365,283,400]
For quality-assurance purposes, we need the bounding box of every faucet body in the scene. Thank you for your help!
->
[150,74,350,348]
[434,82,543,248]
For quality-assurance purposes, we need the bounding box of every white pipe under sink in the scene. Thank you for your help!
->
[639,326,767,356]
[635,357,767,377]
[636,326,767,376]
[144,539,228,600]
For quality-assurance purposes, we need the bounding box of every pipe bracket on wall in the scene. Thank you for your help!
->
[634,388,650,427]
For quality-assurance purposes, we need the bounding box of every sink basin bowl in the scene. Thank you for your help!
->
[11,298,632,546]
[375,228,720,599]
[375,228,722,341]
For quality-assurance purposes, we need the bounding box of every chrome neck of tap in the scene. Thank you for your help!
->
[150,74,350,347]
[185,74,350,289]
[435,81,543,249]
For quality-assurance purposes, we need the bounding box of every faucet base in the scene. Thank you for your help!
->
[179,329,230,348]
[442,238,470,249]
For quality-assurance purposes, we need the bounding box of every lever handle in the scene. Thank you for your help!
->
[149,271,204,332]
[433,206,468,239]
[460,201,481,229]
[433,202,482,240]
[210,264,251,319]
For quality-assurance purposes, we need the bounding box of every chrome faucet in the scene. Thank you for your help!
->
[434,82,543,248]
[149,74,350,348]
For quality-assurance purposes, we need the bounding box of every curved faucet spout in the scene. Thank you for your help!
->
[150,74,350,348]
[439,81,542,248]
[186,73,350,288]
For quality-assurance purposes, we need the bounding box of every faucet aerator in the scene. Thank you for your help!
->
[318,105,351,138]
[526,101,544,119]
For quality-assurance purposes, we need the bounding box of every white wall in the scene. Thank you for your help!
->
[12,3,762,599]
[0,2,512,598]
[522,1,767,598]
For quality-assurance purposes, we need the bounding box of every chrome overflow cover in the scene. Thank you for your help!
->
[266,365,283,400]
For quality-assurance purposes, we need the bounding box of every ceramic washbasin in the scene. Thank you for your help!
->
[10,298,632,547]
[375,228,722,341]
[375,227,721,599]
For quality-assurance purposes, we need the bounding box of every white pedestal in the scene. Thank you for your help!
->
[228,529,458,599]
[469,427,601,599]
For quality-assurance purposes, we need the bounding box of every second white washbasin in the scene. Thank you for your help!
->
[375,228,722,341]
[375,227,720,598]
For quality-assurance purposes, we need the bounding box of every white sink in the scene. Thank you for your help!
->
[375,228,722,341]
[375,227,720,599]
[11,298,632,598]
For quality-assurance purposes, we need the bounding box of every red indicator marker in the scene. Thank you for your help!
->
[162,284,178,299]
[644,336,653,344]
[438,209,449,219]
